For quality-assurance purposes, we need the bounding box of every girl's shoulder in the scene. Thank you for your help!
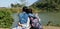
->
[28,13,35,17]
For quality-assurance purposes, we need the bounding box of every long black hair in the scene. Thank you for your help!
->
[22,6,33,14]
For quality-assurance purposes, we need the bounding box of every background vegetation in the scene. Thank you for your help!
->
[31,0,60,12]
[0,8,13,28]
[0,0,60,28]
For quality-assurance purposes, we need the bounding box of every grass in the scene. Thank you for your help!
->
[0,28,10,29]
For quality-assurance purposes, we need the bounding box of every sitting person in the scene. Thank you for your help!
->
[17,6,30,29]
[28,8,43,29]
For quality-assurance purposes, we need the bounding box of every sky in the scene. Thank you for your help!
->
[0,0,37,7]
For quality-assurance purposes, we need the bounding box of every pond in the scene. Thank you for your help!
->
[39,12,60,26]
[11,12,60,28]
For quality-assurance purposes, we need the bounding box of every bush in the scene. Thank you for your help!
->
[0,9,13,28]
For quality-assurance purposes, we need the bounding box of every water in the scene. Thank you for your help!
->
[11,13,19,28]
[39,12,60,25]
[11,12,60,27]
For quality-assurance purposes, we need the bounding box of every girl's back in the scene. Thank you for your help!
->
[29,13,43,29]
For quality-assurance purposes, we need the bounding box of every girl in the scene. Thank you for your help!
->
[28,8,43,29]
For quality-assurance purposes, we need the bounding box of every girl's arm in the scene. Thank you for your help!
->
[35,13,41,21]
[18,22,23,27]
[18,13,23,27]
[26,17,30,28]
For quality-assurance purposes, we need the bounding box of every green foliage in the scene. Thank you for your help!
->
[31,0,60,12]
[11,3,22,7]
[11,0,28,7]
[0,8,13,28]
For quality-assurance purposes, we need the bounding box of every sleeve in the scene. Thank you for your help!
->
[26,17,30,27]
[35,13,41,22]
[18,13,22,22]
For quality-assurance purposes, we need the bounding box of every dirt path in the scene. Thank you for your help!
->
[43,26,60,29]
[0,28,9,29]
[0,26,60,29]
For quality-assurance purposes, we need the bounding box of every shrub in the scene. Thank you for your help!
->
[0,9,13,28]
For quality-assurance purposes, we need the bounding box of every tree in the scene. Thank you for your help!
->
[11,0,28,7]
[11,3,22,7]
[11,3,14,7]
[31,0,60,12]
